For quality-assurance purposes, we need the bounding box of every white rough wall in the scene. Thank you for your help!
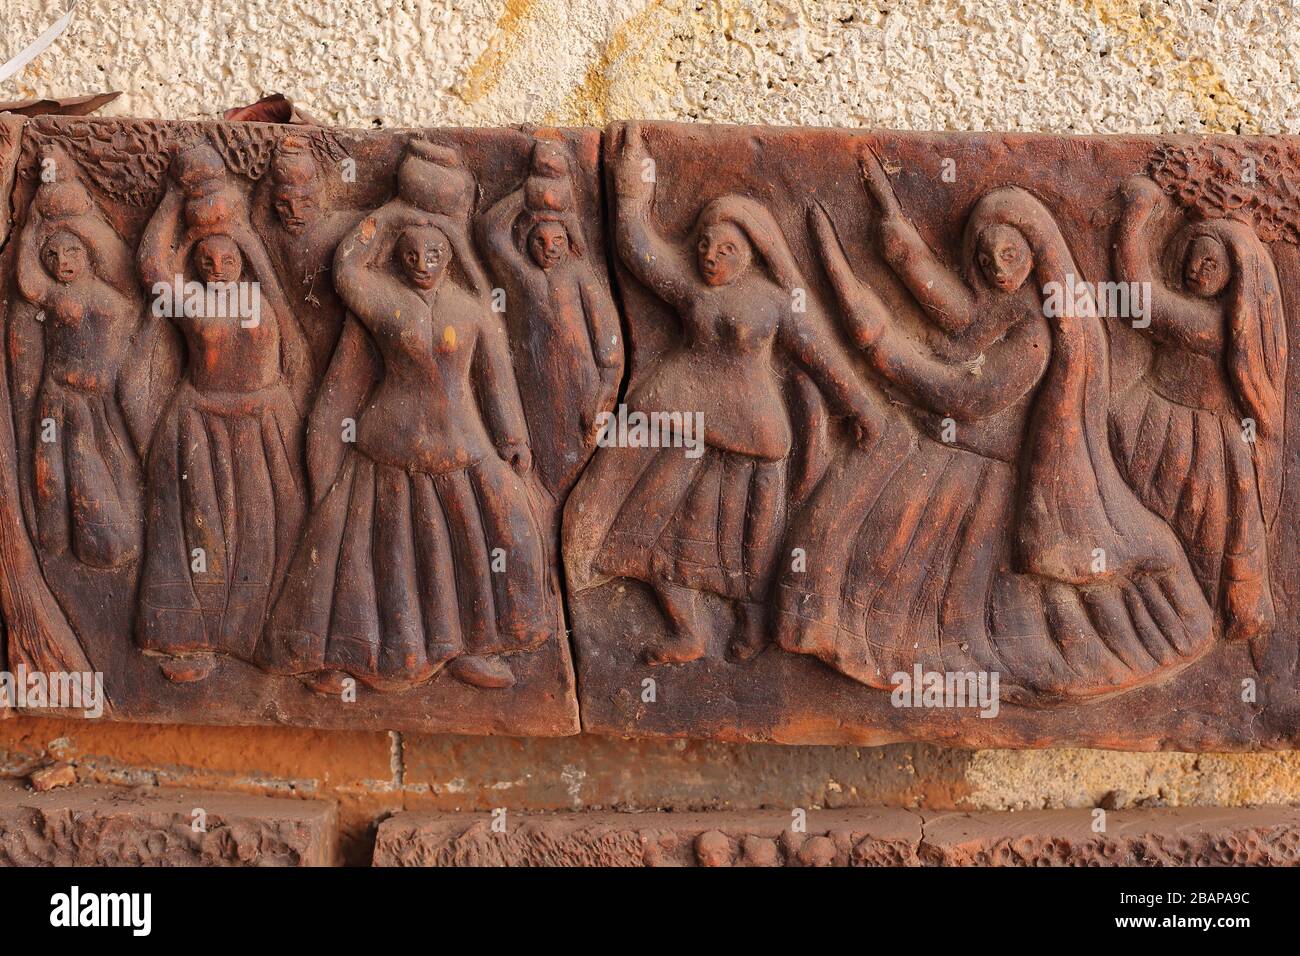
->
[4,0,1300,807]
[2,0,1299,132]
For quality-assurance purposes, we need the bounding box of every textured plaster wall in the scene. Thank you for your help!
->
[3,0,1300,864]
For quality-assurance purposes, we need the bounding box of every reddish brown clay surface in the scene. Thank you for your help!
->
[0,780,336,865]
[566,121,1300,749]
[0,115,1298,747]
[0,116,610,734]
[373,806,1300,866]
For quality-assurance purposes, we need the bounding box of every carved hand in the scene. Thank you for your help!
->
[615,122,652,202]
[859,144,904,219]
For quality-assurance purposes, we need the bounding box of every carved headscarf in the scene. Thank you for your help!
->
[694,194,803,291]
[962,188,1209,643]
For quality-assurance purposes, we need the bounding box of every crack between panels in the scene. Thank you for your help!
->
[0,117,26,681]
[546,122,637,731]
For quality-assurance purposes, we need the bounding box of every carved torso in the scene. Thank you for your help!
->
[174,293,285,396]
[40,282,135,393]
[354,283,496,473]
[629,275,791,460]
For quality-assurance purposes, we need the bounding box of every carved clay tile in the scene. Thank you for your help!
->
[0,116,616,735]
[564,122,1298,748]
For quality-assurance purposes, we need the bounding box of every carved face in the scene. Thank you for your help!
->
[397,225,451,291]
[528,221,568,270]
[1184,234,1231,298]
[697,221,752,287]
[694,831,731,867]
[194,235,243,284]
[273,187,321,236]
[977,224,1033,293]
[41,231,88,284]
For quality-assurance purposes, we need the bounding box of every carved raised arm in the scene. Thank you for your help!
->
[15,210,53,306]
[612,123,695,311]
[72,214,137,299]
[859,147,977,332]
[1112,176,1224,354]
[479,188,529,278]
[137,184,188,290]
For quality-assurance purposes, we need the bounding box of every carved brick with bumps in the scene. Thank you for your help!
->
[373,807,1300,866]
[0,781,337,866]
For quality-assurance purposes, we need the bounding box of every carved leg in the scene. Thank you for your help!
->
[643,580,707,665]
[728,600,768,661]
[1223,548,1274,643]
[1223,435,1274,643]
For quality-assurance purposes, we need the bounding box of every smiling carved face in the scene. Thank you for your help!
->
[528,221,569,270]
[977,224,1033,293]
[697,221,752,287]
[397,225,450,291]
[194,235,243,284]
[42,231,88,284]
[1184,234,1231,298]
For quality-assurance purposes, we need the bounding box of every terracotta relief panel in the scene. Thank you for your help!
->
[0,115,616,734]
[564,122,1300,748]
[0,114,1296,748]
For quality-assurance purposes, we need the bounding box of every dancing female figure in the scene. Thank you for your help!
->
[772,147,1215,700]
[1110,175,1285,644]
[565,123,883,665]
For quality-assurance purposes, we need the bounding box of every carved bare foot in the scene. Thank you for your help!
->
[157,653,216,683]
[644,581,707,665]
[727,601,768,662]
[643,634,707,665]
[1224,573,1274,643]
[299,669,353,696]
[447,655,516,689]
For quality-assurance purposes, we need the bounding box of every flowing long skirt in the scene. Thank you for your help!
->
[136,380,305,662]
[33,379,140,569]
[591,443,786,603]
[1109,384,1272,630]
[259,449,553,687]
[773,417,1215,700]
